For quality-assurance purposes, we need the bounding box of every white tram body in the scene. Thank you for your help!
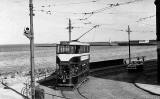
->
[56,41,90,87]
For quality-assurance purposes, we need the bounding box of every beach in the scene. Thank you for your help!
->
[0,45,157,73]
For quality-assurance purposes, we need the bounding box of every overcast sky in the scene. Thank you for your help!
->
[0,0,156,44]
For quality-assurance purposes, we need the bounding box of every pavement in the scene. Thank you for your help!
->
[134,83,160,96]
[38,85,65,99]
[0,76,65,99]
[1,74,160,99]
[0,83,24,99]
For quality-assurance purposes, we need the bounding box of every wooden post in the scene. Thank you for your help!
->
[29,0,35,98]
[155,0,160,83]
[126,25,132,64]
[69,19,71,42]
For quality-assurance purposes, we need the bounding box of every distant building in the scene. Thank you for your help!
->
[85,40,157,46]
[88,42,110,46]
[139,40,149,44]
[118,40,157,46]
[149,40,157,44]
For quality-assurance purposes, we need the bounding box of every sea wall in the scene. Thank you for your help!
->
[90,59,124,69]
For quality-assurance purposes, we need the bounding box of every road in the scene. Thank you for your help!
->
[76,76,160,99]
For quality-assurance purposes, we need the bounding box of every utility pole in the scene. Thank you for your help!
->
[155,0,160,83]
[29,0,35,98]
[126,25,132,64]
[66,19,74,42]
[69,19,72,42]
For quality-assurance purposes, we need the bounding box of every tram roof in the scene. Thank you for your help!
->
[58,41,90,46]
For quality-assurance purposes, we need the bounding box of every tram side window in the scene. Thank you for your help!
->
[57,45,70,54]
[65,45,70,54]
[83,46,85,53]
[57,45,59,53]
[70,46,75,54]
[79,46,83,53]
[87,46,89,53]
[75,45,80,54]
[79,45,84,53]
[57,45,61,53]
[79,45,89,53]
[84,46,87,53]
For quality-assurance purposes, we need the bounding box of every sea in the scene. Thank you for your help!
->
[0,44,157,73]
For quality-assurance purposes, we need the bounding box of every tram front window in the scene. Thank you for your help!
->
[57,45,80,54]
[57,45,70,54]
[57,45,89,54]
[70,45,80,54]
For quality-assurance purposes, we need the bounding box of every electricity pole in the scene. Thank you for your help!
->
[155,0,160,83]
[29,0,35,98]
[69,19,72,42]
[66,19,73,42]
[126,25,132,64]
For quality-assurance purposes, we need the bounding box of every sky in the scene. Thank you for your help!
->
[0,0,156,44]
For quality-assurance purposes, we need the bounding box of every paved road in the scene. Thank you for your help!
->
[77,76,160,99]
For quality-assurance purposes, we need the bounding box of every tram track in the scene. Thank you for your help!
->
[74,78,89,99]
[70,64,128,99]
[76,87,88,99]
[61,59,157,99]
[61,78,89,99]
[40,59,157,99]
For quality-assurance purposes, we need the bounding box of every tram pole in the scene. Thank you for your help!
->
[155,0,160,83]
[29,0,35,98]
[69,19,71,42]
[126,25,132,64]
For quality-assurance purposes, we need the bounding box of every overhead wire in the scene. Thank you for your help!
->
[33,0,143,17]
[86,0,142,14]
[93,23,155,33]
[33,0,155,40]
[54,0,100,6]
[74,0,144,24]
[136,15,156,22]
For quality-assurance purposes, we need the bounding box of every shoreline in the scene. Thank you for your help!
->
[0,58,157,71]
[0,58,157,82]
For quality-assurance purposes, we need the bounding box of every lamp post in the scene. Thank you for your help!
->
[126,25,132,64]
[155,0,160,83]
[24,0,35,98]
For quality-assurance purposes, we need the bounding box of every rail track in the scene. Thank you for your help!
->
[76,78,89,99]
[38,59,157,99]
[61,78,89,99]
[62,59,157,99]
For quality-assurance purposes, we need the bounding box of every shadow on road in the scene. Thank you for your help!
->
[91,60,158,85]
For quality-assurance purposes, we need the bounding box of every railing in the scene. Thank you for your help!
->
[0,81,29,99]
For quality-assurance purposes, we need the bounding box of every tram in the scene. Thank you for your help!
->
[56,41,90,88]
